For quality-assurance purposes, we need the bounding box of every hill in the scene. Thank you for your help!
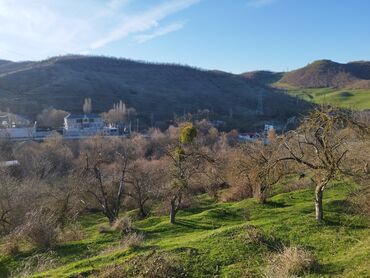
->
[241,70,284,86]
[0,180,368,277]
[239,60,370,110]
[279,59,370,89]
[0,55,310,131]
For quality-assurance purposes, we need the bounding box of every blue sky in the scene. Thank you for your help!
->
[0,0,369,73]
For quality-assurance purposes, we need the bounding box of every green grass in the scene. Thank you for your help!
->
[275,83,370,110]
[0,180,369,277]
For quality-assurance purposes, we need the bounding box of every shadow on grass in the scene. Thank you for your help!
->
[175,219,219,230]
[263,200,291,208]
[320,218,368,230]
[0,261,10,278]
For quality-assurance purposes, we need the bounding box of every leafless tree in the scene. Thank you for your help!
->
[279,107,369,221]
[83,98,92,114]
[237,139,286,204]
[125,159,165,218]
[164,123,214,224]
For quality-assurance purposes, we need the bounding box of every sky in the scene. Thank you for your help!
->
[0,0,370,73]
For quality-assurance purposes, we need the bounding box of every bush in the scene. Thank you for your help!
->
[349,186,370,217]
[1,235,20,256]
[11,251,59,277]
[112,216,133,234]
[121,232,144,249]
[97,264,125,278]
[98,225,111,234]
[18,208,59,249]
[265,246,316,277]
[57,223,85,243]
[243,225,266,244]
[97,252,187,277]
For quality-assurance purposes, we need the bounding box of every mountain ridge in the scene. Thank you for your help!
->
[0,55,309,131]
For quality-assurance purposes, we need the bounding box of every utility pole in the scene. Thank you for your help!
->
[150,113,154,128]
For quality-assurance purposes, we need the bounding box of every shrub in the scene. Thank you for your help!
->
[112,216,133,234]
[349,186,370,217]
[97,264,125,278]
[98,225,111,234]
[243,225,265,244]
[121,232,144,249]
[1,235,20,256]
[265,246,316,277]
[57,223,85,243]
[18,208,59,249]
[11,251,59,277]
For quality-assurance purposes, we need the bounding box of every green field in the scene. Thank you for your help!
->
[275,83,370,110]
[1,180,369,277]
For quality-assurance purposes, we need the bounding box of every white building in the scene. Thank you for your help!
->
[64,114,104,136]
[0,126,36,139]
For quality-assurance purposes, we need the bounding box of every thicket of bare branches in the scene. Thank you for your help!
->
[0,108,369,239]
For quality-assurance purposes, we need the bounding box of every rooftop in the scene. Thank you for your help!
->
[65,114,101,120]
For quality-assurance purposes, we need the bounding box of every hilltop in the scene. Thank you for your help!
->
[279,59,370,89]
[0,55,309,131]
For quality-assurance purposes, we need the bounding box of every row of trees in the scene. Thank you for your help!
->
[0,107,369,237]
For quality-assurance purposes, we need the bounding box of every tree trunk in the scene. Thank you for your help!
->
[139,204,147,219]
[315,186,324,221]
[170,198,176,224]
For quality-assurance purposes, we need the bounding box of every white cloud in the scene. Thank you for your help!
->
[134,22,185,44]
[0,0,200,60]
[247,0,276,7]
[91,0,200,49]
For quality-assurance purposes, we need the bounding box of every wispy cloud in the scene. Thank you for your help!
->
[134,22,185,44]
[91,0,200,49]
[0,0,200,60]
[247,0,276,7]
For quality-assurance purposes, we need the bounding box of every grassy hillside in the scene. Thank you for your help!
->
[0,55,310,131]
[275,83,370,110]
[1,180,368,277]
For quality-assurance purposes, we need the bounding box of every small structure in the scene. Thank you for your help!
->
[264,124,275,133]
[0,113,36,139]
[63,114,104,136]
[0,160,20,168]
[239,132,260,141]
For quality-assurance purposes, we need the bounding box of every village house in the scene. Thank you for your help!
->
[63,114,105,136]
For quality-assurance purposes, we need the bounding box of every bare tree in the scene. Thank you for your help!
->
[77,137,144,224]
[165,123,213,224]
[279,107,369,221]
[36,108,69,128]
[83,98,92,114]
[101,100,136,128]
[125,159,165,218]
[237,139,285,203]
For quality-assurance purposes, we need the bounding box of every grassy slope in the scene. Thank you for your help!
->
[275,83,370,110]
[0,181,369,277]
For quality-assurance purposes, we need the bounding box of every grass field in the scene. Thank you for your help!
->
[275,83,370,110]
[0,180,369,277]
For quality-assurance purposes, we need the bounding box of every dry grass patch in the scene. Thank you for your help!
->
[97,252,187,278]
[57,223,86,243]
[112,216,133,234]
[18,208,59,249]
[121,232,144,249]
[11,251,59,277]
[265,246,316,278]
[1,235,20,256]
